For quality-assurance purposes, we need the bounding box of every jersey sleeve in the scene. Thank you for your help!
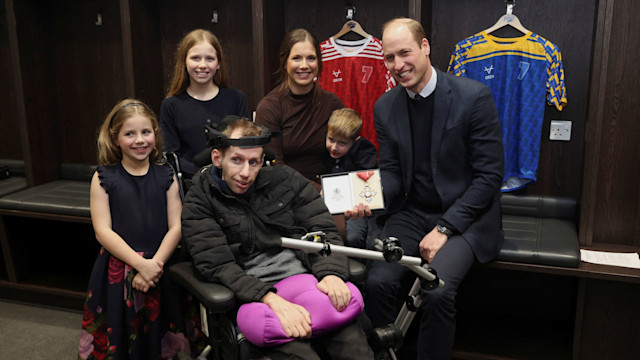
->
[545,42,568,111]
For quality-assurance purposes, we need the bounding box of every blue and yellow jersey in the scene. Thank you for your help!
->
[448,31,567,191]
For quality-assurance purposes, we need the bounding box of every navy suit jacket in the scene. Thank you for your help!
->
[374,69,504,263]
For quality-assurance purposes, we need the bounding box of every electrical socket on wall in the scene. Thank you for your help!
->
[549,120,572,141]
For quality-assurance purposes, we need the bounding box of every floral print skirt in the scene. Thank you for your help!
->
[78,248,202,360]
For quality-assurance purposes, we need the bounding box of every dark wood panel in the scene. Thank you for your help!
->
[158,0,255,109]
[49,0,127,165]
[577,278,640,359]
[258,0,285,97]
[282,0,409,43]
[13,1,59,183]
[455,267,576,359]
[418,0,432,32]
[129,0,163,112]
[0,0,22,160]
[580,0,613,247]
[11,1,127,169]
[430,0,596,199]
[592,0,640,247]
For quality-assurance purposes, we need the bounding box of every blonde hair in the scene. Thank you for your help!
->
[328,108,362,140]
[166,29,229,98]
[97,99,164,166]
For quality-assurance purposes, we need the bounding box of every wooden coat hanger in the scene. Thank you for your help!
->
[484,0,529,35]
[333,20,369,39]
[332,7,369,39]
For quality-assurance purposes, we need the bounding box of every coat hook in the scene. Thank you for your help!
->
[95,13,103,26]
[211,10,219,23]
[346,6,355,20]
[506,0,515,15]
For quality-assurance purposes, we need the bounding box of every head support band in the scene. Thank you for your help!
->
[205,115,278,149]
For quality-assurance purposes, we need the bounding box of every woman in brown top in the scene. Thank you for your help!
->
[255,29,345,188]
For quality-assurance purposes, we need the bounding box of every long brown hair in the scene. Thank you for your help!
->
[166,29,229,98]
[276,29,322,94]
[97,99,164,165]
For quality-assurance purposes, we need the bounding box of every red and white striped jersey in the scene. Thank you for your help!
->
[318,36,396,150]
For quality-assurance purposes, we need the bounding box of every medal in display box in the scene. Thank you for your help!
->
[321,169,384,214]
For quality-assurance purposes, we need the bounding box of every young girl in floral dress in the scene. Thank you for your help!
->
[78,99,189,359]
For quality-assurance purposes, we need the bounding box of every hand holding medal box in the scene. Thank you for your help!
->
[321,169,385,214]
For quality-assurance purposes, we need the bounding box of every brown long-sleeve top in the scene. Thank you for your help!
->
[255,84,345,183]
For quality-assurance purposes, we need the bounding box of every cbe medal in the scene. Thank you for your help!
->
[357,170,377,203]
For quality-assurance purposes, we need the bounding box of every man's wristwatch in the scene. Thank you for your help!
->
[436,224,453,238]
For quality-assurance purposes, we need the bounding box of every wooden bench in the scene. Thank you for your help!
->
[0,159,28,198]
[484,194,640,283]
[0,163,96,309]
[497,194,580,267]
[452,194,640,360]
[0,163,94,222]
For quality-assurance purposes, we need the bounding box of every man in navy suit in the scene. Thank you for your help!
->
[352,18,504,359]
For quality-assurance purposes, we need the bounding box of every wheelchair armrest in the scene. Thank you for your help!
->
[169,259,366,313]
[168,261,235,313]
[348,259,367,284]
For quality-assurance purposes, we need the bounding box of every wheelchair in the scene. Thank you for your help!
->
[164,150,246,359]
[169,236,442,360]
[163,151,442,359]
[169,257,368,360]
[164,151,367,359]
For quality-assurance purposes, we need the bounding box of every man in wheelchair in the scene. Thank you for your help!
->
[181,116,374,359]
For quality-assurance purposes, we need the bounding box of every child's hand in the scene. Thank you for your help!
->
[136,258,164,286]
[132,273,153,292]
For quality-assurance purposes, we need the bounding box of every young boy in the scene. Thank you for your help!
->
[325,108,378,249]
[326,108,378,173]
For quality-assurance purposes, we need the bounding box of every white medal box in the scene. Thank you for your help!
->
[321,169,385,214]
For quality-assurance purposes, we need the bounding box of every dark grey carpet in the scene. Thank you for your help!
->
[0,300,81,360]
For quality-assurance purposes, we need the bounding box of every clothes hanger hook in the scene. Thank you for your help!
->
[346,6,355,20]
[506,0,515,15]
